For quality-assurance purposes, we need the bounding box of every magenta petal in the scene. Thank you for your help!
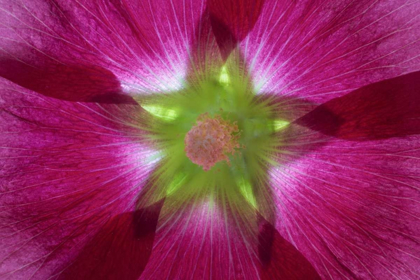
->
[270,130,420,279]
[245,0,420,102]
[0,79,156,279]
[258,215,321,280]
[297,71,420,140]
[0,0,206,95]
[58,200,164,280]
[140,200,261,279]
[139,194,320,280]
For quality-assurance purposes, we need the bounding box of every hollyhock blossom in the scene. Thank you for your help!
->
[1,0,420,279]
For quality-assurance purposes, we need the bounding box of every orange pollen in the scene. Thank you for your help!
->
[185,113,240,171]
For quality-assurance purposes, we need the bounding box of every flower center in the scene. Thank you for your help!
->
[185,113,240,171]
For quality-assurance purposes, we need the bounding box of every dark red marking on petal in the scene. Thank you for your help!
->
[296,71,420,140]
[209,16,237,61]
[90,93,138,105]
[0,59,127,103]
[258,215,321,280]
[59,199,164,280]
[208,0,265,59]
[184,8,224,85]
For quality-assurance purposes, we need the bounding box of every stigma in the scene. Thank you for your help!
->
[185,113,240,171]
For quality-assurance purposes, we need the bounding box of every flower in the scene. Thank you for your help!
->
[1,0,419,279]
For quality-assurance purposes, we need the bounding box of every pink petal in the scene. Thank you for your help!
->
[243,0,420,102]
[140,200,256,279]
[139,197,320,279]
[297,71,420,140]
[0,0,207,97]
[270,112,420,278]
[58,200,164,280]
[0,79,156,279]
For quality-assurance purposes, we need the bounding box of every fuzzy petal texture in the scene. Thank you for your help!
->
[269,73,420,279]
[244,0,420,103]
[0,0,210,99]
[1,1,420,279]
[0,79,157,279]
[139,196,320,280]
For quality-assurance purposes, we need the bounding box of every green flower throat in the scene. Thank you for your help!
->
[136,63,289,209]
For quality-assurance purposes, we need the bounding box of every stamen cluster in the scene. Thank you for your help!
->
[185,113,240,171]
